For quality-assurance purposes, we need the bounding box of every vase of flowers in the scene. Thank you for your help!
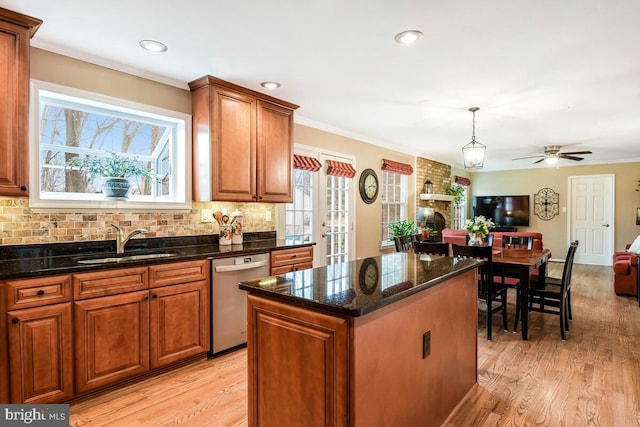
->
[465,215,495,246]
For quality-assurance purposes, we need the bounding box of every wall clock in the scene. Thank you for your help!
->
[358,257,379,295]
[534,188,559,220]
[359,168,379,204]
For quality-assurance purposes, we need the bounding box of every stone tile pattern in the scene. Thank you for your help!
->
[415,157,452,229]
[0,198,276,245]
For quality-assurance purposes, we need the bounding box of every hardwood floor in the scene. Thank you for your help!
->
[69,263,640,426]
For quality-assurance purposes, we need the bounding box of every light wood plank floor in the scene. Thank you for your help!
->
[70,263,640,426]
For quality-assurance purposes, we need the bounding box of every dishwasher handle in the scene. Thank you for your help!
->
[214,259,268,273]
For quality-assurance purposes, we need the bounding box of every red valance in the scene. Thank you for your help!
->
[455,176,471,186]
[293,154,322,172]
[381,158,413,175]
[326,160,356,178]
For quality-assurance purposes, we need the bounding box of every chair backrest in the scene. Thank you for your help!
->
[559,241,579,295]
[502,235,533,250]
[394,235,413,252]
[413,242,449,256]
[452,244,493,294]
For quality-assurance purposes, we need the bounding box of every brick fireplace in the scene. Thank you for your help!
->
[415,157,453,241]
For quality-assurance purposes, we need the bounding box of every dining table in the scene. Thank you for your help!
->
[491,247,552,340]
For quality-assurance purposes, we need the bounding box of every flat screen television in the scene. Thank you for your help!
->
[472,195,530,227]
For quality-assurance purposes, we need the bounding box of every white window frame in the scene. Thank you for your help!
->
[381,171,407,246]
[29,79,192,211]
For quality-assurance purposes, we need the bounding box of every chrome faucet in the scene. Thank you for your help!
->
[111,224,149,254]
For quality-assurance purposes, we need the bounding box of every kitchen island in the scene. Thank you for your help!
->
[239,252,482,427]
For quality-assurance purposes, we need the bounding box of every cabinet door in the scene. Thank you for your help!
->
[212,87,256,201]
[149,281,209,369]
[8,302,73,403]
[247,295,349,426]
[0,15,37,196]
[74,291,149,394]
[256,100,293,202]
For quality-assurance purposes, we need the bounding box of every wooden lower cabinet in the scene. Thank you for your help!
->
[270,246,314,275]
[74,290,150,394]
[150,281,209,369]
[7,302,74,403]
[247,296,349,427]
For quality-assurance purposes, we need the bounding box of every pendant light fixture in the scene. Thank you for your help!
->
[462,107,486,169]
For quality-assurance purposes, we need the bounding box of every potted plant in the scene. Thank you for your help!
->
[445,185,466,207]
[66,151,155,199]
[388,219,417,239]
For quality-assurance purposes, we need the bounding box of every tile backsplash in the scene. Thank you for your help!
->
[0,197,276,245]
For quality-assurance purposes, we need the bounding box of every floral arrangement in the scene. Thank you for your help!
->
[66,151,154,179]
[465,215,495,237]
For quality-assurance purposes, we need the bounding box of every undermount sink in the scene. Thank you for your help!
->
[76,253,176,264]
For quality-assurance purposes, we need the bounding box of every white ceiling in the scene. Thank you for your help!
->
[4,0,640,171]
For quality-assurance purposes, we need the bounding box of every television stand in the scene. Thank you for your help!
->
[493,226,517,232]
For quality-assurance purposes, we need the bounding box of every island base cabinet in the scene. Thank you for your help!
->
[150,281,209,369]
[7,302,73,403]
[245,269,478,427]
[247,295,349,427]
[74,291,150,394]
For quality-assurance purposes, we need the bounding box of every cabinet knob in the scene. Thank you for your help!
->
[292,254,297,258]
[152,294,158,299]
[37,289,45,296]
[144,295,149,300]
[20,185,28,191]
[11,318,19,324]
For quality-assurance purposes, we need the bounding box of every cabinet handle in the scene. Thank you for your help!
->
[11,318,19,324]
[144,295,149,300]
[37,289,45,296]
[292,254,297,258]
[20,185,28,191]
[152,294,158,299]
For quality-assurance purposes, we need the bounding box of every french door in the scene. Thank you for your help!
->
[280,146,355,268]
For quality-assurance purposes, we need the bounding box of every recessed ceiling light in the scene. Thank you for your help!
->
[139,40,168,52]
[394,30,423,45]
[260,81,281,89]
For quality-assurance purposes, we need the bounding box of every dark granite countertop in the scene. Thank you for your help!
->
[239,252,482,317]
[0,231,314,280]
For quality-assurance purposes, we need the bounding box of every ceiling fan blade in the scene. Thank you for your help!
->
[559,155,584,161]
[533,158,545,164]
[513,155,544,160]
[560,150,592,155]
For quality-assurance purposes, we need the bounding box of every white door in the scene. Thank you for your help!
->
[279,146,355,268]
[568,174,614,265]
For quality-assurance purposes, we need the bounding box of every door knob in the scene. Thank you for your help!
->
[602,224,610,227]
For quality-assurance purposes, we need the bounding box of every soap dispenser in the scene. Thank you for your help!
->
[230,209,243,244]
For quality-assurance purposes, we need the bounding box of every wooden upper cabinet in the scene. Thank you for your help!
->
[0,8,42,197]
[189,75,298,202]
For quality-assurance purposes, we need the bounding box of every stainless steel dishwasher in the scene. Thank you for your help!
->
[210,253,270,355]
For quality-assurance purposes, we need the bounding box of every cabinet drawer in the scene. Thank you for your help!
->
[73,267,148,300]
[5,275,71,310]
[270,247,313,268]
[271,261,313,276]
[149,259,209,288]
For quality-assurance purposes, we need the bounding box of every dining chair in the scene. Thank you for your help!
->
[497,235,532,304]
[452,244,508,340]
[413,241,449,256]
[394,235,414,252]
[502,235,533,250]
[514,240,578,340]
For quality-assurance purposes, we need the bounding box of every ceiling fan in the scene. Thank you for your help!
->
[513,145,593,165]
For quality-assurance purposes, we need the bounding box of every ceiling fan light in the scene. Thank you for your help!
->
[544,155,559,165]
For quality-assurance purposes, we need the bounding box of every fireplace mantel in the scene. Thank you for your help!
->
[420,193,455,202]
